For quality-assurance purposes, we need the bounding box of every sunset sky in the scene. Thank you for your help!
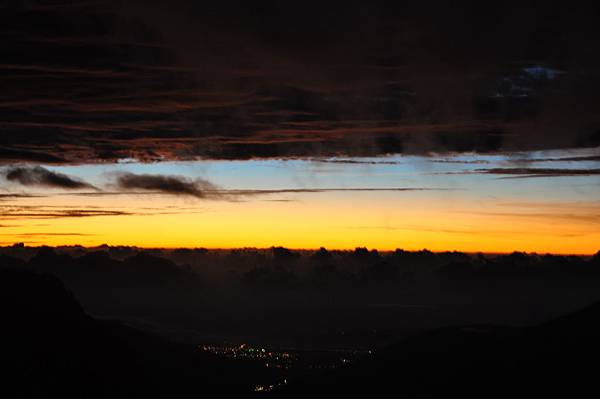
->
[2,149,599,253]
[1,1,600,254]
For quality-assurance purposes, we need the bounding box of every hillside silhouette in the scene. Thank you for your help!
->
[280,299,600,396]
[4,259,600,396]
[0,267,276,397]
[2,245,600,349]
[2,245,600,396]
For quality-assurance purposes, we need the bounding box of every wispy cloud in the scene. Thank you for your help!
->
[509,155,600,163]
[436,167,600,178]
[3,232,96,237]
[0,205,133,220]
[113,172,219,198]
[310,159,402,165]
[0,193,43,200]
[430,159,491,165]
[3,166,97,190]
[220,188,449,196]
[482,168,600,178]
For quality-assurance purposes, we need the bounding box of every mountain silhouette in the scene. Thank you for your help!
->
[3,246,600,396]
[280,300,600,396]
[0,267,272,397]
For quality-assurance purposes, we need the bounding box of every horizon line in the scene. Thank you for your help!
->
[3,243,597,257]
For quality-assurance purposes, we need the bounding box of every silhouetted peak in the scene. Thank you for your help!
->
[0,268,86,326]
[311,247,332,263]
[271,246,299,262]
[28,247,73,272]
[352,247,380,263]
[123,253,182,275]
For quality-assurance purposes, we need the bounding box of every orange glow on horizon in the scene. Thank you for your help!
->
[1,191,598,255]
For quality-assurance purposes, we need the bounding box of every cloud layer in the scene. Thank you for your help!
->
[1,1,600,163]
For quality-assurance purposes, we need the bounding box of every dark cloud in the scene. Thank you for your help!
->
[114,173,218,198]
[0,148,66,164]
[222,188,448,196]
[0,202,209,220]
[0,193,43,199]
[482,168,600,178]
[510,155,600,163]
[311,159,402,165]
[0,205,132,220]
[430,159,491,165]
[1,1,600,163]
[6,232,96,237]
[111,172,439,198]
[3,166,97,189]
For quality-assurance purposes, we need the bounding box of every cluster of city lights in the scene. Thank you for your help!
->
[199,343,296,369]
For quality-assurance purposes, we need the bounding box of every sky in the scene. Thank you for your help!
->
[1,149,599,253]
[1,0,600,254]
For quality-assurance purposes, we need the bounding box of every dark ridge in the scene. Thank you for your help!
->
[0,267,275,397]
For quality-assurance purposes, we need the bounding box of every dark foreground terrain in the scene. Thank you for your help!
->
[280,303,600,396]
[2,246,600,396]
[0,268,274,397]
